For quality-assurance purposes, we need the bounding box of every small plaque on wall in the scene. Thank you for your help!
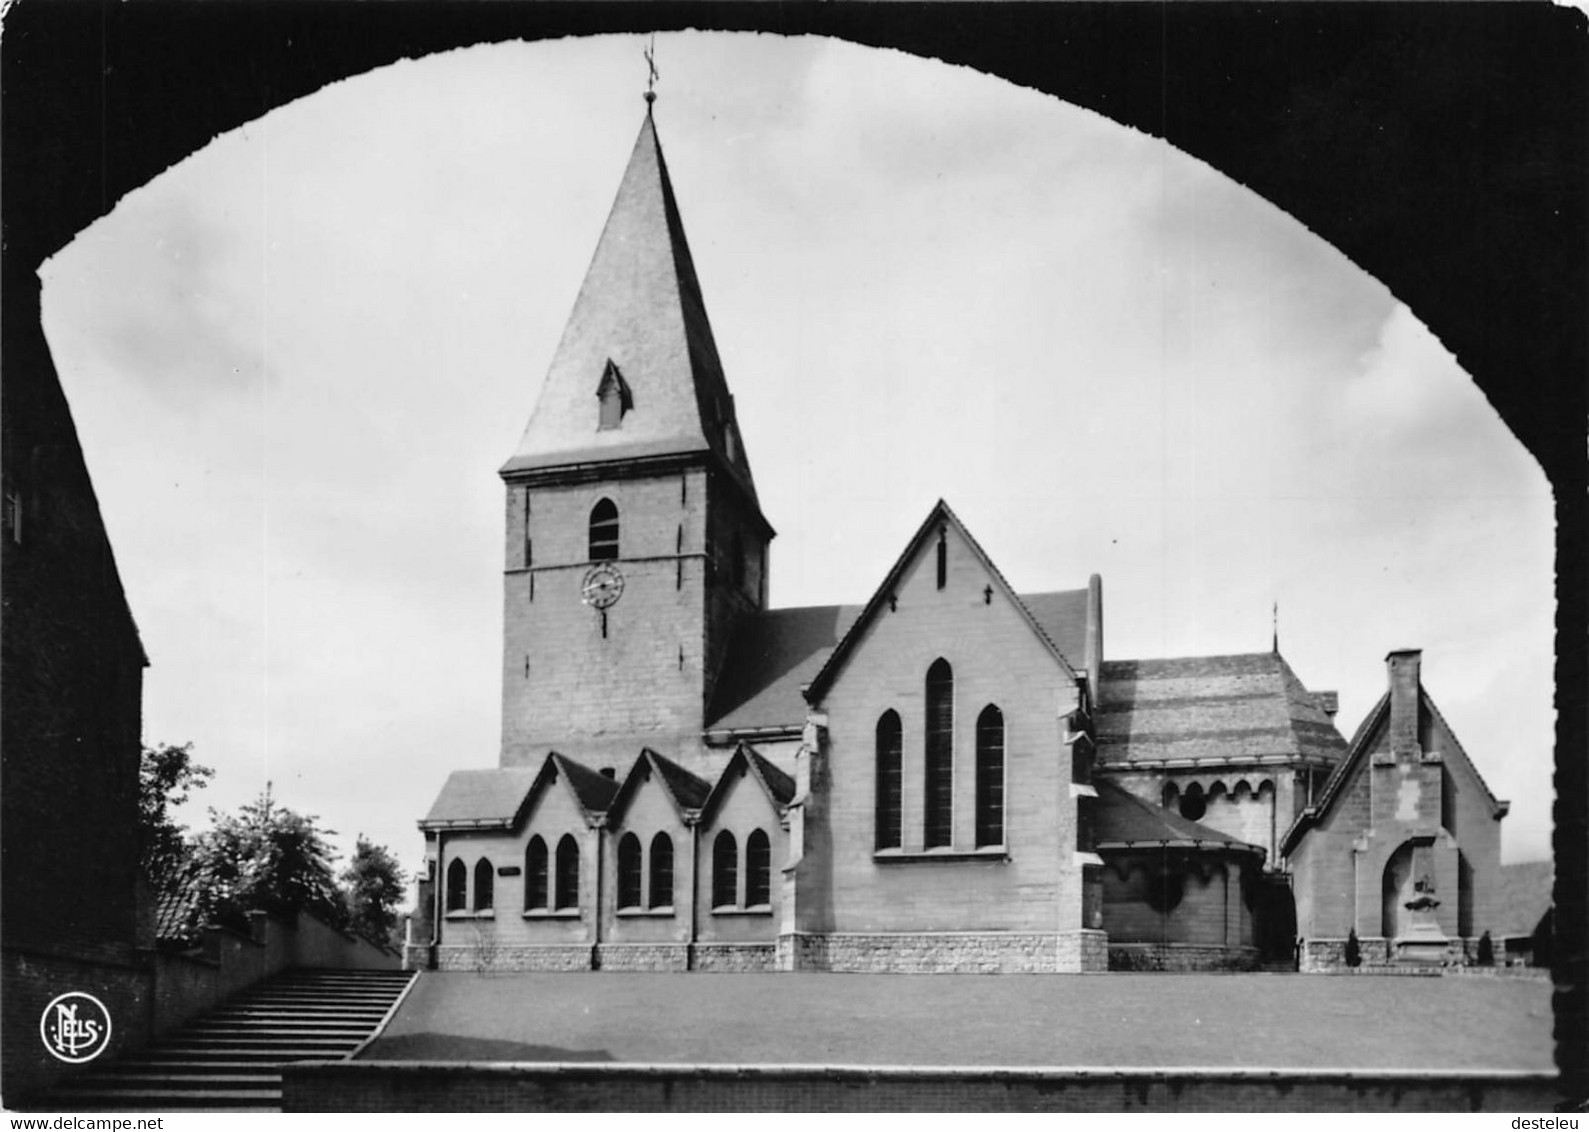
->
[497,866,521,877]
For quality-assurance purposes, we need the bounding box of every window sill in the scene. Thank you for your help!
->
[711,905,773,917]
[445,910,496,919]
[616,907,676,918]
[523,909,582,920]
[872,847,1009,863]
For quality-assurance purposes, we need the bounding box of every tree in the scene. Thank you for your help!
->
[138,742,214,889]
[186,784,344,935]
[340,836,407,947]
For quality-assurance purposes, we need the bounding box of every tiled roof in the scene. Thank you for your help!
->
[1093,779,1265,857]
[500,111,762,516]
[701,744,796,822]
[153,876,204,945]
[746,747,796,806]
[421,768,540,828]
[1020,589,1091,671]
[1495,860,1554,938]
[1096,652,1348,769]
[552,752,622,814]
[609,748,712,824]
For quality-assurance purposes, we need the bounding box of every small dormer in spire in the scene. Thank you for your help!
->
[596,359,633,431]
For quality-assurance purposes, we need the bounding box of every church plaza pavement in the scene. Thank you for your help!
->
[361,971,1552,1070]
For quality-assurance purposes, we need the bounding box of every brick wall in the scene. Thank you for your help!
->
[282,1061,1562,1112]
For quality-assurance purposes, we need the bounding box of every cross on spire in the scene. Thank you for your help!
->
[644,36,659,106]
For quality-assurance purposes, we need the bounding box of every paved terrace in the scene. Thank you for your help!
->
[361,972,1552,1070]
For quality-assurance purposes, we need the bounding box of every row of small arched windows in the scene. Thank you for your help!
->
[445,828,774,915]
[876,659,1005,851]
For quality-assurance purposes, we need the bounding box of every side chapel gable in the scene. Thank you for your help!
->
[522,751,620,830]
[803,499,1080,706]
[607,748,712,826]
[699,744,795,826]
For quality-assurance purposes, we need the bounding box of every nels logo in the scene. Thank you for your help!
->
[39,992,112,1063]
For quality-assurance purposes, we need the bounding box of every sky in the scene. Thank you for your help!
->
[39,33,1556,890]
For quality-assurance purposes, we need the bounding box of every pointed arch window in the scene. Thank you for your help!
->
[617,833,643,910]
[924,658,954,849]
[746,829,772,908]
[976,704,1005,848]
[524,837,548,911]
[712,830,738,909]
[589,498,619,561]
[554,835,580,910]
[875,710,903,850]
[445,858,467,913]
[649,833,674,910]
[473,858,495,912]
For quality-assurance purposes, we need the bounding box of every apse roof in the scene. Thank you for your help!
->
[1096,652,1348,770]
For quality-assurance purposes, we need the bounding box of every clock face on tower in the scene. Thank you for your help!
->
[580,563,625,609]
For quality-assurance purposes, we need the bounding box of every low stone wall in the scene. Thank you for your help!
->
[782,932,1066,973]
[1300,936,1483,973]
[1108,943,1261,972]
[284,1061,1562,1113]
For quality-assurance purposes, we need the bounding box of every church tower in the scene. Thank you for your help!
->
[498,104,773,767]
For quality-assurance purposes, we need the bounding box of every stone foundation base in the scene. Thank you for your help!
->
[691,943,776,972]
[1108,943,1261,972]
[595,945,690,972]
[779,932,1089,973]
[1058,929,1109,972]
[1300,936,1480,972]
[434,944,592,972]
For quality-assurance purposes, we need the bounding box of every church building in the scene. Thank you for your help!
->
[409,104,1508,974]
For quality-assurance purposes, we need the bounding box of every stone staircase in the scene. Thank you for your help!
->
[41,968,415,1112]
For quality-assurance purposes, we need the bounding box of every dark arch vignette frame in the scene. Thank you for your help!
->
[2,0,1582,1106]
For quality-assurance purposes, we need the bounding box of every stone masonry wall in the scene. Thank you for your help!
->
[786,932,1066,973]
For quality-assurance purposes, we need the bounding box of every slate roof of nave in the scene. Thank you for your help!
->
[1093,779,1266,858]
[1095,652,1348,769]
[705,587,1091,734]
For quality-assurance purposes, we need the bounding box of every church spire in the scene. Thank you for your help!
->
[501,106,762,513]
